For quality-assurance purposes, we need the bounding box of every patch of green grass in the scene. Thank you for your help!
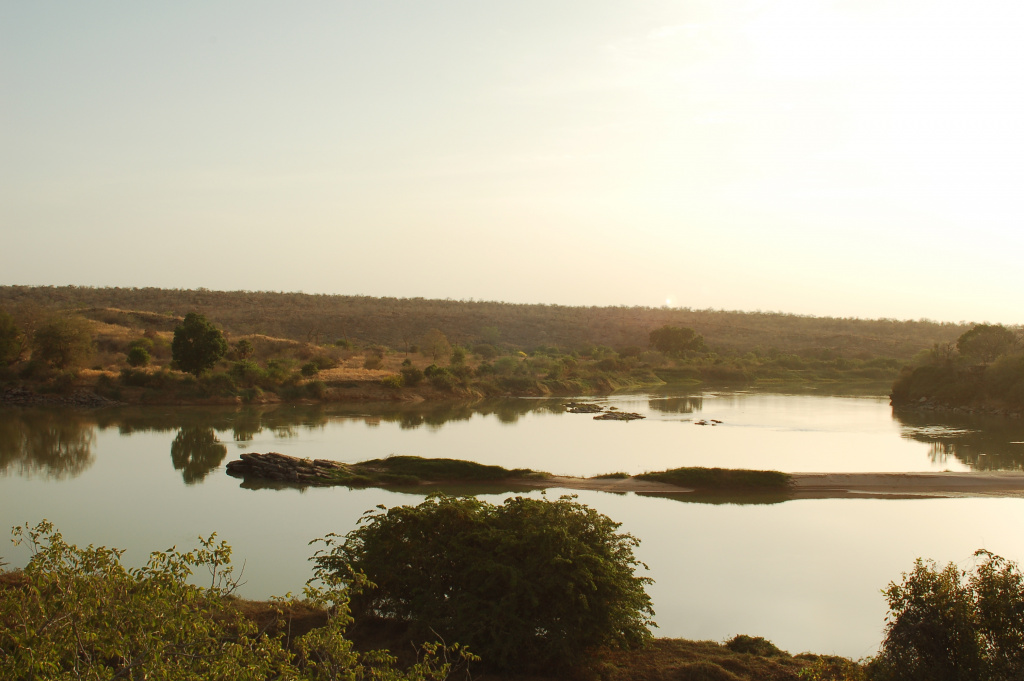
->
[594,472,631,479]
[637,467,791,490]
[351,456,546,484]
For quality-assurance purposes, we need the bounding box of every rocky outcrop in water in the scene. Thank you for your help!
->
[225,452,348,486]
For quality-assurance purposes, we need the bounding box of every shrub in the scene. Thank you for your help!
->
[428,368,457,391]
[126,346,150,367]
[231,359,265,387]
[301,361,320,377]
[32,316,94,370]
[0,310,22,365]
[450,346,467,365]
[312,494,654,672]
[0,521,468,681]
[233,338,255,360]
[473,343,497,359]
[870,550,1024,681]
[381,374,403,389]
[400,365,425,386]
[171,313,228,376]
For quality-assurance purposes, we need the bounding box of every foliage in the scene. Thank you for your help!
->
[870,550,1024,681]
[420,328,451,362]
[649,325,706,356]
[450,346,466,365]
[301,361,320,377]
[380,374,403,389]
[956,324,1017,364]
[31,315,94,370]
[171,312,228,376]
[725,634,785,657]
[0,521,469,681]
[0,310,23,365]
[400,363,424,386]
[637,467,792,490]
[234,338,255,359]
[312,494,655,672]
[126,345,151,367]
[798,656,867,680]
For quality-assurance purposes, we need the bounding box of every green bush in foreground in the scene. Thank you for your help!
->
[0,521,470,681]
[312,494,655,672]
[870,550,1024,681]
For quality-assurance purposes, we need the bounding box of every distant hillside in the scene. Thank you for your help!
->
[0,285,968,359]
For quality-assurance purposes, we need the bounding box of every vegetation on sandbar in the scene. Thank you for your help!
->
[636,466,793,491]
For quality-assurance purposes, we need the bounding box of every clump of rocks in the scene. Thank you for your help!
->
[226,452,349,486]
[593,411,645,421]
[566,402,604,413]
[565,401,645,421]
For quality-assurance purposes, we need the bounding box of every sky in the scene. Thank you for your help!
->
[2,1,1022,324]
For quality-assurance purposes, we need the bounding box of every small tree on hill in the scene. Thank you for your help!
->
[171,313,228,376]
[420,328,452,362]
[648,325,706,356]
[32,315,94,370]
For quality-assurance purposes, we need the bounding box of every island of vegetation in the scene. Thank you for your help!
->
[0,284,987,406]
[890,323,1024,417]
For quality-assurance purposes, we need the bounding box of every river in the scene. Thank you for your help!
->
[3,388,1024,658]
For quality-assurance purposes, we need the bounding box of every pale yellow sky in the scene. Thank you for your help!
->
[2,1,1021,323]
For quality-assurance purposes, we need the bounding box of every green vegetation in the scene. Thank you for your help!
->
[312,494,654,672]
[649,324,707,356]
[351,455,543,484]
[870,550,1024,681]
[891,323,1024,411]
[172,312,229,376]
[637,466,793,491]
[0,310,22,366]
[0,520,469,681]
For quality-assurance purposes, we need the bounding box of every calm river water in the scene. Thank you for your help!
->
[3,388,1024,658]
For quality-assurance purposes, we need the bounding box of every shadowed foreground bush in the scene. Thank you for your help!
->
[312,494,655,673]
[0,521,470,681]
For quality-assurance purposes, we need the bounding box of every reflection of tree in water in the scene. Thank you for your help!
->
[0,410,96,480]
[894,409,1024,471]
[170,427,227,485]
[648,396,704,414]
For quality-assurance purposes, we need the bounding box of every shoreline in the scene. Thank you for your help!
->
[502,471,1024,500]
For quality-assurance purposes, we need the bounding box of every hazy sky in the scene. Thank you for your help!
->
[3,1,1022,323]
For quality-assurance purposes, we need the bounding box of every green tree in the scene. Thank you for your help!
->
[648,325,706,356]
[126,346,151,367]
[31,315,94,370]
[171,312,228,376]
[957,324,1016,364]
[0,310,23,365]
[871,550,1024,681]
[234,338,255,360]
[1,520,469,681]
[312,494,654,672]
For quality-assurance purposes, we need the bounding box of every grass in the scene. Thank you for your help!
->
[594,471,631,479]
[637,467,792,491]
[336,455,549,486]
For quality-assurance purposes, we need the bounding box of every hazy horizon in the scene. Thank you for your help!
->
[3,1,1022,325]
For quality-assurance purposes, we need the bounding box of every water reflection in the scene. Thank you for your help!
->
[893,409,1024,470]
[170,427,227,485]
[0,410,95,479]
[648,396,704,414]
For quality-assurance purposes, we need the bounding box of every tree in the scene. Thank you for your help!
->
[420,328,451,362]
[234,338,255,360]
[957,324,1016,364]
[126,346,150,367]
[31,315,94,369]
[871,550,1024,681]
[2,520,469,680]
[171,312,228,376]
[312,494,654,672]
[648,325,706,356]
[0,310,23,365]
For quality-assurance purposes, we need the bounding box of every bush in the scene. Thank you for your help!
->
[126,346,150,367]
[171,313,228,376]
[0,521,468,681]
[312,494,654,672]
[301,361,320,377]
[381,374,403,389]
[32,316,94,370]
[400,365,424,386]
[0,310,22,365]
[870,550,1024,681]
